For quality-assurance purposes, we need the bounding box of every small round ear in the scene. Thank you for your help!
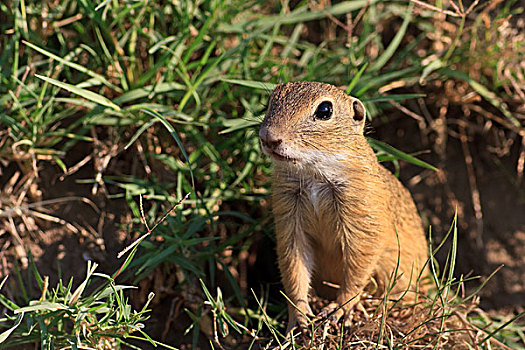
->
[350,98,366,134]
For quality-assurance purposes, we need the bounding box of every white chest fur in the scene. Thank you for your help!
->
[302,177,344,218]
[308,181,325,215]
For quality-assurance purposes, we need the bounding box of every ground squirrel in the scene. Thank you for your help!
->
[259,81,429,333]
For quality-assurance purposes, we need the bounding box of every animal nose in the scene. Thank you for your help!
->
[259,128,282,150]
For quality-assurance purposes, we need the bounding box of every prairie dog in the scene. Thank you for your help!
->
[259,81,429,332]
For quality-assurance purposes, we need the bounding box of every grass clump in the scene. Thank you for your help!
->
[0,261,167,349]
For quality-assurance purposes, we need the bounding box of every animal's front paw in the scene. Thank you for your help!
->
[286,322,311,339]
[286,305,314,337]
[318,302,342,320]
[318,302,354,331]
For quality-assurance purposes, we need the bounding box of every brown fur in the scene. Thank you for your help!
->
[259,81,429,332]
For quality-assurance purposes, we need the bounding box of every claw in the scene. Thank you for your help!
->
[286,302,314,337]
[286,323,313,347]
[342,311,353,331]
[300,325,312,339]
[356,302,370,320]
[318,302,355,331]
[286,310,314,340]
[318,302,341,319]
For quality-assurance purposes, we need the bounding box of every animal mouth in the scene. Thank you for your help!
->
[269,150,295,162]
[261,144,295,162]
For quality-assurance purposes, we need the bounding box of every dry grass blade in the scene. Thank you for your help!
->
[117,192,191,259]
[411,0,463,17]
[517,137,525,186]
[0,196,99,217]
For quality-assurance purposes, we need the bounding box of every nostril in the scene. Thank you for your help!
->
[269,138,282,148]
[261,136,282,149]
[260,129,282,149]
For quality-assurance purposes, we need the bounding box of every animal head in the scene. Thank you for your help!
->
[260,81,367,170]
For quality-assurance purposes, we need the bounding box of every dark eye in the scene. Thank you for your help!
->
[314,101,333,121]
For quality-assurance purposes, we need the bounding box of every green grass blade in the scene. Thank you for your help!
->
[220,0,376,32]
[367,138,437,171]
[35,75,121,111]
[23,41,121,92]
[0,312,24,344]
[354,67,419,96]
[478,311,525,346]
[362,93,425,103]
[182,14,216,64]
[370,2,413,72]
[177,53,225,112]
[125,119,157,150]
[140,108,195,188]
[346,62,368,95]
[0,276,7,291]
[219,117,261,134]
[221,79,276,91]
[15,302,68,313]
